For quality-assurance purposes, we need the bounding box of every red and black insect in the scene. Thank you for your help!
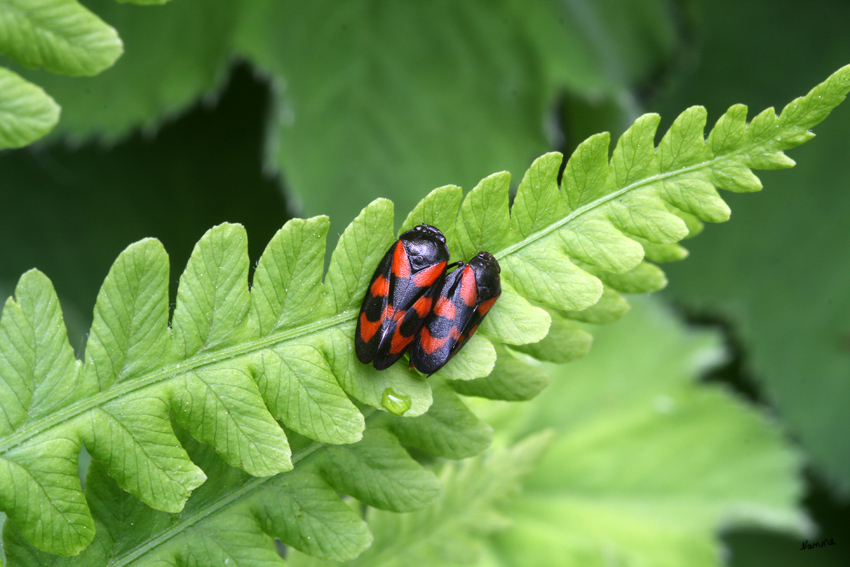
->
[409,251,501,375]
[356,224,453,370]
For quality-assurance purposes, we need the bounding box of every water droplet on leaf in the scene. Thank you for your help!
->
[381,388,411,416]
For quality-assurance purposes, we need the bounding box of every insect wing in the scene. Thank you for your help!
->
[409,267,469,374]
[372,279,440,370]
[355,246,395,364]
[410,252,501,375]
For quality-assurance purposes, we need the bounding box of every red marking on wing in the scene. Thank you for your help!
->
[420,327,451,355]
[390,329,415,354]
[370,274,390,298]
[420,326,461,355]
[412,296,433,318]
[434,296,456,320]
[381,304,396,321]
[477,297,498,316]
[468,324,479,338]
[412,261,446,287]
[391,241,411,278]
[391,307,406,323]
[459,266,478,306]
[359,312,381,343]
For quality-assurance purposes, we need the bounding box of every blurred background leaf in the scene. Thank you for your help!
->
[475,297,807,567]
[650,0,850,564]
[0,63,287,347]
[235,0,679,237]
[5,0,236,140]
[656,0,850,494]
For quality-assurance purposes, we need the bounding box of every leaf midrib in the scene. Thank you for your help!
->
[105,427,345,567]
[0,139,765,456]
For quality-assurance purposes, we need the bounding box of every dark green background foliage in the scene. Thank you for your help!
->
[1,0,848,565]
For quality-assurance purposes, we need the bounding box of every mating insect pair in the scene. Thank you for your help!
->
[355,225,501,375]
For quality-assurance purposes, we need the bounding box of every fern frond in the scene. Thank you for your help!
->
[0,64,848,561]
[2,413,492,566]
[0,217,489,557]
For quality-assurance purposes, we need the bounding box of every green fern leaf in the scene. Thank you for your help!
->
[0,0,123,76]
[286,431,553,567]
[1,418,452,566]
[0,0,180,148]
[512,309,593,365]
[448,343,550,402]
[0,64,848,561]
[0,68,59,149]
[3,431,363,565]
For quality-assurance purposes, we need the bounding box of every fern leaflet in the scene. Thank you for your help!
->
[0,0,127,148]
